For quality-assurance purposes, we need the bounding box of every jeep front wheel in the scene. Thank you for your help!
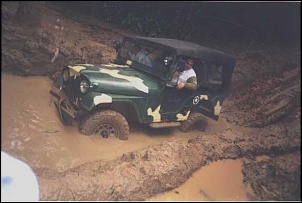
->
[79,110,129,140]
[179,112,205,132]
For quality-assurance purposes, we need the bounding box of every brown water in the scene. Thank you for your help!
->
[148,159,248,201]
[1,73,253,200]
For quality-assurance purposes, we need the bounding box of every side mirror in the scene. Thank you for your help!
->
[113,41,122,53]
[164,56,173,66]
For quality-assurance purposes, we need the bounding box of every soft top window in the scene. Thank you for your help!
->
[120,40,165,68]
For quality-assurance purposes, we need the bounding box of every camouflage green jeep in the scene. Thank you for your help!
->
[50,36,235,140]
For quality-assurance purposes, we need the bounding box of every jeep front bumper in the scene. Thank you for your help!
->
[50,88,84,125]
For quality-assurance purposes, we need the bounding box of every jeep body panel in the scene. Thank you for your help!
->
[64,64,168,123]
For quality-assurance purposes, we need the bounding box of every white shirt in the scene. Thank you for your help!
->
[177,68,196,84]
[133,51,152,67]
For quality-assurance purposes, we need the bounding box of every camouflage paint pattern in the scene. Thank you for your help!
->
[68,65,86,75]
[93,94,113,105]
[176,111,191,121]
[99,68,149,93]
[147,105,162,122]
[214,100,222,115]
[61,63,224,124]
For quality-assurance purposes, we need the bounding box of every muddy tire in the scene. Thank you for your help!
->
[79,109,129,140]
[179,112,205,132]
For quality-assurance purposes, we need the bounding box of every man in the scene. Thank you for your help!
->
[169,57,197,90]
[176,58,197,90]
[162,57,197,112]
[131,44,153,67]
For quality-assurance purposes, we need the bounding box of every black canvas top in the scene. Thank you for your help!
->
[126,36,235,68]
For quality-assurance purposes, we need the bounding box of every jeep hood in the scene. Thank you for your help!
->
[68,64,161,96]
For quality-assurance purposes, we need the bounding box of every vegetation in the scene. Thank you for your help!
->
[46,1,300,46]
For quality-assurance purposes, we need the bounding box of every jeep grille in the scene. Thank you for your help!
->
[64,77,81,103]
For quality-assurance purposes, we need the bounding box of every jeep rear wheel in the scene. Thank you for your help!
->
[179,112,205,132]
[79,110,129,140]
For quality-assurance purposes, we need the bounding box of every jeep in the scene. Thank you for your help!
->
[50,36,235,140]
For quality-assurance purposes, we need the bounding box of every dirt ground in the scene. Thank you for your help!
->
[1,2,301,201]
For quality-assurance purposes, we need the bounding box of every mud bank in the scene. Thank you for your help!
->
[243,153,301,201]
[36,120,300,201]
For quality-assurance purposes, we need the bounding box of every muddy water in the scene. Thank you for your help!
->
[1,73,252,200]
[148,159,248,201]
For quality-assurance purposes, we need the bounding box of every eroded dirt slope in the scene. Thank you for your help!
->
[1,2,125,76]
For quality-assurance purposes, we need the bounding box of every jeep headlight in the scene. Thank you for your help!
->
[79,79,89,93]
[62,68,70,82]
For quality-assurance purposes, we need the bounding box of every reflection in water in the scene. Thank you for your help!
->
[148,159,248,201]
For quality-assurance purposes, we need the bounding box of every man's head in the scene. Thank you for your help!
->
[184,58,194,70]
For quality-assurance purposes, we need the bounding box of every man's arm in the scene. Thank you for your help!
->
[184,76,197,90]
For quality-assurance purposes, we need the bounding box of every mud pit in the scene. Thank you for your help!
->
[148,159,249,201]
[2,74,300,201]
[0,74,212,171]
[1,2,300,201]
[1,74,245,200]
